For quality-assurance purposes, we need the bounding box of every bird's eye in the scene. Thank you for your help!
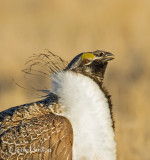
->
[100,53,103,56]
[82,59,90,65]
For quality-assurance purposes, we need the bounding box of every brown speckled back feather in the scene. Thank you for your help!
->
[0,94,73,160]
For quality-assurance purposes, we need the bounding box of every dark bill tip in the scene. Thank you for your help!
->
[103,52,115,62]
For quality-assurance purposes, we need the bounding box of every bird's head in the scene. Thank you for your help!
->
[66,50,114,84]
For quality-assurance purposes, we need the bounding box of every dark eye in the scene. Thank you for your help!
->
[82,59,90,65]
[100,53,103,56]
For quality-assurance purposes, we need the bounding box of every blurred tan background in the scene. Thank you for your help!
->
[0,0,150,159]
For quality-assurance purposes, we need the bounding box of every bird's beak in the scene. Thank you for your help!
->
[102,52,114,62]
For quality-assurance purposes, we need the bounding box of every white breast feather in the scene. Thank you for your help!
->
[52,71,117,160]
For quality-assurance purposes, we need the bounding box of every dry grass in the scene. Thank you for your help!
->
[0,0,149,159]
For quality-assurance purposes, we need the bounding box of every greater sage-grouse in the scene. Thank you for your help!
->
[0,50,116,160]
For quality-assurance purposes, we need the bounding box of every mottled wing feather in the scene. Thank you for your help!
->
[0,95,73,160]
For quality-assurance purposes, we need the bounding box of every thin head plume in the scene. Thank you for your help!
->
[12,77,46,98]
[15,50,68,98]
[23,50,68,77]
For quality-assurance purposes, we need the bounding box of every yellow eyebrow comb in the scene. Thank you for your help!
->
[81,53,95,60]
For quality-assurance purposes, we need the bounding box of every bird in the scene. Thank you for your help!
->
[0,50,117,160]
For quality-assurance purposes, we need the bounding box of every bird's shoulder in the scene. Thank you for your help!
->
[0,93,60,133]
[0,93,73,160]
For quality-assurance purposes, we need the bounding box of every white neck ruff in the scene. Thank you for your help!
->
[52,71,116,160]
